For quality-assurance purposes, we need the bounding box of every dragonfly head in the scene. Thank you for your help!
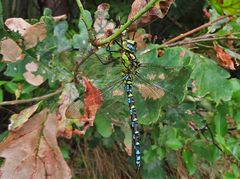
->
[123,40,137,52]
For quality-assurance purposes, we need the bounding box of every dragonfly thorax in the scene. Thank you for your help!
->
[121,40,140,77]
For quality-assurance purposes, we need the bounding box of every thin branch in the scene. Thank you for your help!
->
[162,36,240,48]
[0,88,62,106]
[160,15,231,47]
[96,0,159,46]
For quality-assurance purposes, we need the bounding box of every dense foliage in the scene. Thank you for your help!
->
[0,0,240,178]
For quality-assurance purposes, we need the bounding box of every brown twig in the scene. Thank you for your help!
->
[0,88,62,106]
[164,36,240,48]
[162,15,231,46]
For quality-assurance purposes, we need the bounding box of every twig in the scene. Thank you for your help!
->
[0,88,62,106]
[162,36,240,48]
[161,15,231,47]
[96,0,159,46]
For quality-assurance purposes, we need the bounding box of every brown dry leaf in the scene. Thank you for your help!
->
[23,22,47,49]
[128,31,152,49]
[0,39,24,62]
[0,110,72,179]
[57,83,80,138]
[94,3,115,39]
[137,84,165,100]
[128,0,174,30]
[58,78,103,137]
[5,18,47,49]
[5,18,31,35]
[23,71,44,86]
[8,103,40,131]
[214,44,235,70]
[79,77,103,135]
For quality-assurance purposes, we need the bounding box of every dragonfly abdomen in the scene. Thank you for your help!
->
[124,76,141,169]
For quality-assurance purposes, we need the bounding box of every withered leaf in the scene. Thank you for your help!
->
[128,0,174,30]
[23,22,47,49]
[5,18,48,49]
[0,110,72,179]
[214,44,235,70]
[94,3,115,39]
[8,103,40,131]
[23,71,44,87]
[79,77,103,134]
[0,39,24,62]
[5,18,31,35]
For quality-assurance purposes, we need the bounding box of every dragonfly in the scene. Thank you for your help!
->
[71,34,187,170]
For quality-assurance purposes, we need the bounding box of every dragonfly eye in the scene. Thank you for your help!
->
[127,43,136,51]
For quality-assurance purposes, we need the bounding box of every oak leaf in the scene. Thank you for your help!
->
[0,39,24,62]
[5,18,47,49]
[0,110,72,179]
[128,0,174,30]
[94,3,115,39]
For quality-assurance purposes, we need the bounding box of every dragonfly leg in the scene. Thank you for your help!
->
[95,53,120,65]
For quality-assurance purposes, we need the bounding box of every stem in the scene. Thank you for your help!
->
[163,36,240,48]
[96,0,159,46]
[160,15,231,48]
[0,88,62,106]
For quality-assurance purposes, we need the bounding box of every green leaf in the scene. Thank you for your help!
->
[182,150,196,175]
[191,56,233,103]
[54,21,71,52]
[0,81,7,86]
[60,147,70,161]
[166,138,183,150]
[0,62,6,72]
[192,141,220,164]
[83,10,93,29]
[95,114,113,138]
[0,0,3,29]
[73,19,91,50]
[4,57,30,78]
[0,131,8,142]
[4,82,18,94]
[214,105,228,137]
[0,88,3,102]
